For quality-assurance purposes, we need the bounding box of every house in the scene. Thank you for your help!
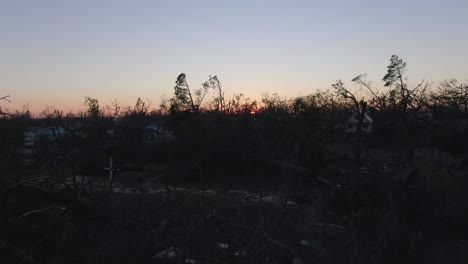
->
[23,126,66,148]
[142,124,174,142]
[21,126,66,158]
[345,112,373,134]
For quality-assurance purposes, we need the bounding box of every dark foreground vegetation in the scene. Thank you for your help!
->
[1,55,468,263]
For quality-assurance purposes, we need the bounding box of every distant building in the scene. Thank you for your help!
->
[142,124,174,142]
[21,127,66,158]
[345,112,373,134]
[23,127,66,148]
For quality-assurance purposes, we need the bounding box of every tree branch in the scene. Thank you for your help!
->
[0,95,11,102]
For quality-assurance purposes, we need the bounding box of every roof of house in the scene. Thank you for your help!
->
[346,112,373,123]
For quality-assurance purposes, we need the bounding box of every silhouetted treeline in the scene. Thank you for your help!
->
[1,56,468,172]
[1,55,468,263]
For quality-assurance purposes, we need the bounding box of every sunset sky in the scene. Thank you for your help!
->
[1,0,467,114]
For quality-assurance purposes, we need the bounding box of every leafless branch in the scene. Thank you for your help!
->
[0,95,11,102]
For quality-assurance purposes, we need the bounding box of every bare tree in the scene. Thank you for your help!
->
[128,97,150,116]
[110,99,121,118]
[84,97,101,119]
[352,74,395,112]
[194,80,210,111]
[158,96,170,115]
[332,80,367,162]
[226,93,257,115]
[206,75,225,113]
[0,95,11,117]
[432,79,468,112]
[261,93,292,114]
[0,95,11,102]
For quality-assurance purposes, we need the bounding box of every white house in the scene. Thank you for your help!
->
[345,112,373,134]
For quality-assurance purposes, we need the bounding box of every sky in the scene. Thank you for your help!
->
[1,0,467,114]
